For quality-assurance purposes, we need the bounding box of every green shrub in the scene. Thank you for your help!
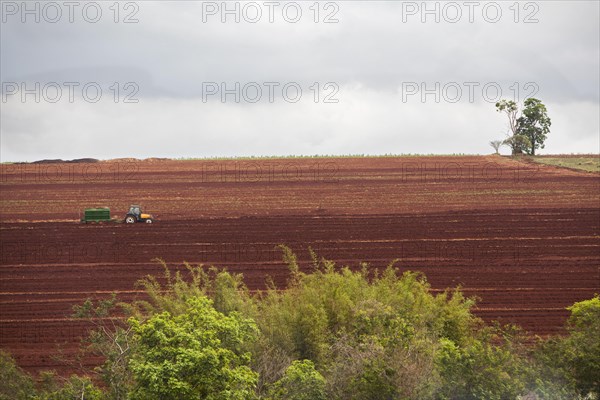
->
[268,360,326,400]
[9,250,594,400]
[37,375,104,400]
[534,295,600,399]
[0,350,36,400]
[128,296,258,400]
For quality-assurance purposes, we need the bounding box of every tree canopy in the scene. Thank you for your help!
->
[128,296,258,400]
[516,98,551,155]
[496,98,551,155]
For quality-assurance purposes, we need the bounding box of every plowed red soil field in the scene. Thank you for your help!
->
[1,156,599,375]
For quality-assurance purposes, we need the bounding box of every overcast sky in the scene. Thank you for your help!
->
[1,0,598,161]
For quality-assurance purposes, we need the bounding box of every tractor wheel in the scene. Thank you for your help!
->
[125,216,136,224]
[145,219,153,224]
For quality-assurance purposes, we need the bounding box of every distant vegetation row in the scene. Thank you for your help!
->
[4,155,599,175]
[2,247,599,400]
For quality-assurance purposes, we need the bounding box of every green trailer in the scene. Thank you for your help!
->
[81,207,111,223]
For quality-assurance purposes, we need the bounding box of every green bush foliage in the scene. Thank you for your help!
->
[0,350,36,400]
[534,295,600,399]
[128,296,258,400]
[2,249,597,399]
[267,360,326,400]
[0,354,104,400]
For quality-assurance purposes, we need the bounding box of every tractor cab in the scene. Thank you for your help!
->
[125,204,154,224]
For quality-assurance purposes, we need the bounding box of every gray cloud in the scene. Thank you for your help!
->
[1,1,598,161]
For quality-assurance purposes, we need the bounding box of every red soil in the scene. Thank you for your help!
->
[1,156,598,375]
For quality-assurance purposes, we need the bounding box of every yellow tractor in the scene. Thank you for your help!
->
[124,204,155,224]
